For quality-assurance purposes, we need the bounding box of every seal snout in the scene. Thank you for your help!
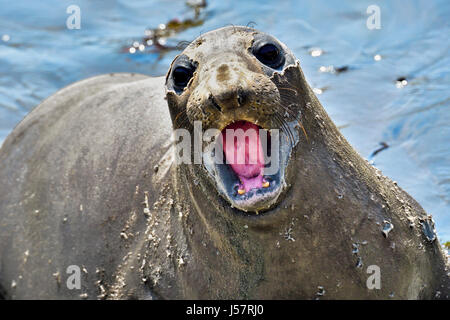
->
[196,61,293,213]
[206,63,254,112]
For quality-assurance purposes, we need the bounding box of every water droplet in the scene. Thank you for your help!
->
[129,47,136,54]
[421,216,437,242]
[309,48,323,57]
[144,29,154,37]
[395,77,408,88]
[408,216,415,228]
[2,34,10,42]
[352,243,359,255]
[374,54,382,61]
[316,286,325,296]
[355,257,363,268]
[319,65,334,73]
[382,220,394,238]
[313,87,323,95]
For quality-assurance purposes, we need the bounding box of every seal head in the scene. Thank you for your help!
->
[165,26,303,213]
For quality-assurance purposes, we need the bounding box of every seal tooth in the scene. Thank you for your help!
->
[262,180,270,188]
[238,189,246,195]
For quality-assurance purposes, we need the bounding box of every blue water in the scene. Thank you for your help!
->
[0,0,449,242]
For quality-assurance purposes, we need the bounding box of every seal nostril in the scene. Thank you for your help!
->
[237,94,244,106]
[237,88,246,107]
[209,94,222,113]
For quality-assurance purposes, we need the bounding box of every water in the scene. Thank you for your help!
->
[0,0,449,241]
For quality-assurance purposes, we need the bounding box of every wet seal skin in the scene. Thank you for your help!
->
[0,26,448,299]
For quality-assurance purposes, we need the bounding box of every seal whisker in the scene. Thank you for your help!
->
[276,104,309,142]
[273,111,295,146]
[276,115,294,146]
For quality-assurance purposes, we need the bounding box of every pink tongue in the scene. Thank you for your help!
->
[222,121,265,192]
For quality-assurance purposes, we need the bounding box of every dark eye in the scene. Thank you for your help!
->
[253,43,284,69]
[172,66,194,88]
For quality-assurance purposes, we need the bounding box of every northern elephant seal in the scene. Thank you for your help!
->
[0,26,448,299]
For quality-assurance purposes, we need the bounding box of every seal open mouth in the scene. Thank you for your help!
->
[203,118,297,213]
[221,121,269,194]
[222,121,269,191]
